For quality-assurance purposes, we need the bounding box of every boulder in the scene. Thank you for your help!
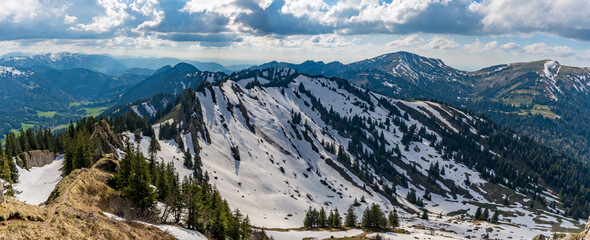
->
[17,150,56,169]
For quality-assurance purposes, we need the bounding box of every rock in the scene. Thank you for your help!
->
[91,120,123,158]
[0,182,4,204]
[564,215,590,240]
[532,234,547,240]
[562,235,575,240]
[584,215,590,240]
[17,150,56,169]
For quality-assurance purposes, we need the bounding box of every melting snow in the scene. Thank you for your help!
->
[14,155,64,205]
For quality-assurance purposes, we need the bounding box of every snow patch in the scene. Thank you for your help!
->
[14,155,64,205]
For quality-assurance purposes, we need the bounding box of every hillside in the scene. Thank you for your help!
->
[0,65,143,138]
[118,63,227,104]
[253,52,590,162]
[0,156,180,239]
[112,68,589,238]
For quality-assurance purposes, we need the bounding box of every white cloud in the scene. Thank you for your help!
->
[386,34,425,48]
[421,36,459,50]
[74,0,129,33]
[493,41,576,58]
[463,38,498,52]
[288,0,452,25]
[470,0,590,40]
[522,42,575,57]
[64,14,77,24]
[281,0,329,19]
[499,42,522,52]
[0,0,40,23]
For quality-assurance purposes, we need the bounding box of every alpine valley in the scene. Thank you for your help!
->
[1,52,590,240]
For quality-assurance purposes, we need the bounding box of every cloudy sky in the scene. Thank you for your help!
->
[1,0,589,70]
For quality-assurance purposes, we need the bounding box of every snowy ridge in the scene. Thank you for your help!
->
[0,66,31,77]
[124,71,582,238]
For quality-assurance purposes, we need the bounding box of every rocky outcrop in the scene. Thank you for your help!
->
[91,120,123,158]
[563,216,590,240]
[16,150,56,169]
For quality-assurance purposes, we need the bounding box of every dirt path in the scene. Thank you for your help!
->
[0,170,85,230]
[43,169,85,226]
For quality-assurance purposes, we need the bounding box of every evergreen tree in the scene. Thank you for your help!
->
[345,205,357,227]
[474,207,482,220]
[304,207,314,229]
[184,151,193,169]
[491,211,500,223]
[318,207,327,228]
[388,209,399,228]
[120,148,158,212]
[0,150,16,196]
[421,209,428,220]
[332,208,342,228]
[361,203,387,229]
[481,208,490,221]
[148,132,158,174]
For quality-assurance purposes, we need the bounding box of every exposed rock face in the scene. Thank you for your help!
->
[584,216,590,240]
[91,120,123,158]
[17,150,56,169]
[564,216,590,240]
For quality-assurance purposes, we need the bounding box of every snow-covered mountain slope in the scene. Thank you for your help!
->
[123,69,584,237]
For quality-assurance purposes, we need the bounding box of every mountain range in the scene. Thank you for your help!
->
[95,68,589,238]
[2,52,590,239]
[251,52,590,161]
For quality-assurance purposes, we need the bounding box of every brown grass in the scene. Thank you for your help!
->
[0,156,175,240]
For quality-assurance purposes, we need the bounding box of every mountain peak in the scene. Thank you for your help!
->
[172,62,199,72]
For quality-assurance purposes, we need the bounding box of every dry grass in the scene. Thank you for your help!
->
[0,156,175,240]
[0,197,47,222]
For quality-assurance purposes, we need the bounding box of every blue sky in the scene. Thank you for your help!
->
[0,0,589,70]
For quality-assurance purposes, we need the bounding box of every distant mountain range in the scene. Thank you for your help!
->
[2,51,590,162]
[251,52,590,161]
[1,52,251,75]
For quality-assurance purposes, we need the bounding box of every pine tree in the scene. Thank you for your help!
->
[388,209,399,228]
[332,208,342,228]
[345,205,357,227]
[481,208,489,221]
[240,215,253,240]
[474,207,482,220]
[361,203,387,229]
[421,209,428,220]
[304,207,313,229]
[184,151,193,169]
[318,207,327,228]
[491,211,500,223]
[0,150,15,196]
[148,132,158,174]
[121,148,158,212]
